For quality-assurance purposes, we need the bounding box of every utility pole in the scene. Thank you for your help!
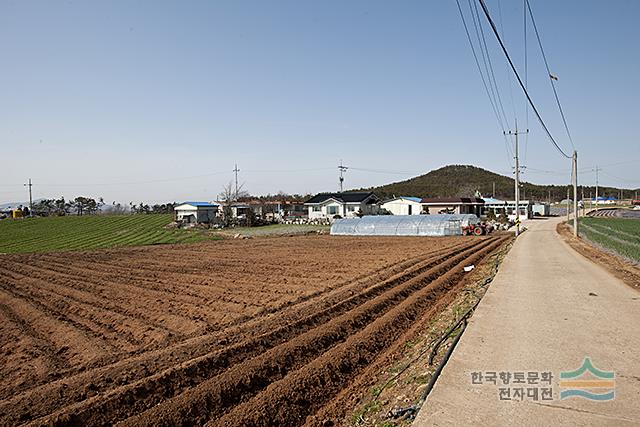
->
[492,181,495,198]
[566,186,570,222]
[548,189,551,205]
[504,122,528,237]
[594,166,601,212]
[338,160,348,193]
[233,163,240,201]
[572,151,578,237]
[24,179,33,216]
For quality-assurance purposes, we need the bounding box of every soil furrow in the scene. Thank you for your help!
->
[210,237,507,427]
[108,238,499,427]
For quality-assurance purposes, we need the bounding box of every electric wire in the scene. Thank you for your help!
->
[525,0,575,151]
[455,0,513,165]
[348,167,417,175]
[470,0,510,128]
[600,170,640,184]
[497,0,519,127]
[478,0,572,159]
[523,0,529,164]
[455,0,505,133]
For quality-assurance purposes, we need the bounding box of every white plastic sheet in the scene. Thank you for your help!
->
[330,214,480,236]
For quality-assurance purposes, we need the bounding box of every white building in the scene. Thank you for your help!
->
[174,202,220,224]
[380,196,423,215]
[482,198,533,220]
[532,203,550,216]
[304,192,380,219]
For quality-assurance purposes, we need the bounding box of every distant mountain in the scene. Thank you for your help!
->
[0,201,29,210]
[0,198,45,210]
[361,165,636,202]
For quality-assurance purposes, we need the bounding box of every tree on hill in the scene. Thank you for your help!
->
[360,164,634,202]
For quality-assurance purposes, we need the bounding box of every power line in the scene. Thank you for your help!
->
[470,0,510,127]
[454,0,505,133]
[477,0,572,159]
[454,0,513,166]
[522,0,529,164]
[496,0,518,126]
[525,0,575,151]
[348,167,418,175]
[599,170,640,185]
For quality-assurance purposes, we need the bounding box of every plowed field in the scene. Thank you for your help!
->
[0,234,508,426]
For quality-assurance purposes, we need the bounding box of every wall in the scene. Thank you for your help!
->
[308,201,378,219]
[176,207,197,222]
[423,204,462,215]
[381,200,422,215]
[176,207,218,223]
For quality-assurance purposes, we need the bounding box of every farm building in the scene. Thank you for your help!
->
[532,203,550,216]
[589,196,617,205]
[420,197,484,216]
[305,192,380,219]
[174,202,220,224]
[330,214,480,236]
[238,200,307,222]
[483,199,533,220]
[380,196,422,215]
[229,203,251,219]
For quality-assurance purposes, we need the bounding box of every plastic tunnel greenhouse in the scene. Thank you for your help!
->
[330,214,480,237]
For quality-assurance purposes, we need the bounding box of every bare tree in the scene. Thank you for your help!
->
[218,181,249,226]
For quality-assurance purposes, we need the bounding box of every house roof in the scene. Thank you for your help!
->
[383,196,422,203]
[304,192,379,204]
[482,197,504,204]
[178,202,219,208]
[420,197,485,205]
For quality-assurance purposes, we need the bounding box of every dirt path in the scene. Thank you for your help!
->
[414,217,640,426]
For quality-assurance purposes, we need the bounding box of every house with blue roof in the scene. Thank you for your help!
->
[380,196,423,216]
[174,201,220,224]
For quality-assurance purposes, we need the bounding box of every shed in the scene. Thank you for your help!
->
[174,202,219,224]
[380,197,423,215]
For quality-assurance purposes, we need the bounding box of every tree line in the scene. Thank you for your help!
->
[31,197,176,216]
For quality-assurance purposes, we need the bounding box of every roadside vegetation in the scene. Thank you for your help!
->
[0,214,217,254]
[579,217,640,263]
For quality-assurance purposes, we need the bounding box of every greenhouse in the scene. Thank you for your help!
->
[330,214,480,237]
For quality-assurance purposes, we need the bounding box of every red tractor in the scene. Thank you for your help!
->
[462,222,491,236]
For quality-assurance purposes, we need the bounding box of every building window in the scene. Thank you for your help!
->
[347,205,356,212]
[312,206,321,212]
[327,206,339,215]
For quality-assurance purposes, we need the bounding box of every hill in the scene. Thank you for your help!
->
[0,215,217,254]
[363,165,635,202]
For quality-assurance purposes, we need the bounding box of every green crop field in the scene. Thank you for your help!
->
[0,214,218,254]
[579,217,640,263]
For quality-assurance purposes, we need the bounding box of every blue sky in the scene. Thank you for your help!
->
[1,0,639,204]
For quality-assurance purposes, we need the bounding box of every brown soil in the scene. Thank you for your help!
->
[557,222,640,290]
[0,234,510,426]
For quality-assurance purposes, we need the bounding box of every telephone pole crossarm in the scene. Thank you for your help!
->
[338,160,348,193]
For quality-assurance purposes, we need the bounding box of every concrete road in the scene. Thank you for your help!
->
[414,217,640,426]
